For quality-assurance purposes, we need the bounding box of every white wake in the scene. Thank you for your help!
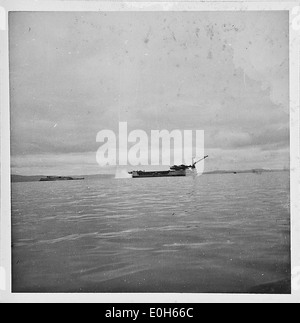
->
[115,169,132,179]
[194,157,206,176]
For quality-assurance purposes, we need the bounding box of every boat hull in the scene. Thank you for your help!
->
[130,170,186,178]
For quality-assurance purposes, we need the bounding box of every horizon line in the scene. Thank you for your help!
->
[11,167,290,178]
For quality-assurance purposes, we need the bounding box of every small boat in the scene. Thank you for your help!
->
[129,156,208,178]
[39,176,84,182]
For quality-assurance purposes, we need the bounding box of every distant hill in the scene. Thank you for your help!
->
[203,169,288,175]
[11,175,44,183]
[11,173,114,183]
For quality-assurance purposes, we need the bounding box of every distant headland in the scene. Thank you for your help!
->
[10,169,289,183]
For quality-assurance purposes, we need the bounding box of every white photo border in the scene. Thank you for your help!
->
[0,0,299,303]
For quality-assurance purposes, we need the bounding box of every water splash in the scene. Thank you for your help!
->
[115,169,132,179]
[194,158,205,176]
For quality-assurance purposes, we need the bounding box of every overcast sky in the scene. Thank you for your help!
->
[9,11,289,175]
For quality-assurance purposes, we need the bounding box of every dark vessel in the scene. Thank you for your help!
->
[39,176,84,182]
[129,155,208,178]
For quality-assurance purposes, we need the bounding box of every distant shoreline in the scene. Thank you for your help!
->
[11,169,289,183]
[203,169,289,175]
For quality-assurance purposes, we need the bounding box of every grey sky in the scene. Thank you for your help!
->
[9,11,289,175]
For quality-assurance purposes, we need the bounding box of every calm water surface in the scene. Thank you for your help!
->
[12,172,290,293]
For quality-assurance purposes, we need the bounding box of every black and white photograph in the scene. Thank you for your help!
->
[1,0,300,302]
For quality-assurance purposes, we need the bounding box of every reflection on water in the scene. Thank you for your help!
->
[12,172,290,293]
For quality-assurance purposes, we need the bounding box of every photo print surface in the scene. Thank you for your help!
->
[10,11,290,293]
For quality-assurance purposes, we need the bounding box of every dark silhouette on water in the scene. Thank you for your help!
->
[129,155,209,178]
[39,176,84,182]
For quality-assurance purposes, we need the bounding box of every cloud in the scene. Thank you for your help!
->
[9,11,289,174]
[230,12,289,110]
[208,125,289,150]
